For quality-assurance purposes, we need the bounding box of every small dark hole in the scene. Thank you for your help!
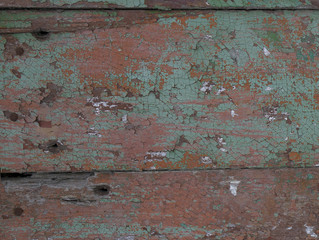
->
[51,143,58,148]
[15,47,24,56]
[9,113,19,122]
[33,29,50,40]
[93,185,111,196]
[13,207,24,216]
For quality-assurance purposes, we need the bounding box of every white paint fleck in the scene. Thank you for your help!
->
[231,110,238,117]
[232,86,236,90]
[87,97,116,115]
[95,108,101,115]
[315,164,319,167]
[145,151,167,162]
[263,47,270,56]
[147,151,167,157]
[200,82,213,93]
[218,137,226,145]
[206,232,213,237]
[150,166,156,170]
[117,236,135,240]
[87,127,102,138]
[220,148,227,152]
[229,180,240,196]
[206,1,210,6]
[305,224,318,238]
[216,87,226,95]
[265,86,272,91]
[285,137,288,141]
[201,156,212,164]
[287,226,292,230]
[268,116,276,122]
[122,114,128,123]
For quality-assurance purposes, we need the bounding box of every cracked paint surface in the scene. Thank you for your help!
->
[1,10,319,172]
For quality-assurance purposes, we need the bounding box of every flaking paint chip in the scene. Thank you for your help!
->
[263,47,270,56]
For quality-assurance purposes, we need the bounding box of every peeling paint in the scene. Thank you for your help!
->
[230,110,238,117]
[229,180,240,196]
[305,224,318,238]
[263,47,270,56]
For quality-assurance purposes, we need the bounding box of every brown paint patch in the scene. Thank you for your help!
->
[40,83,62,105]
[23,139,36,150]
[37,119,52,128]
[3,110,19,122]
[15,46,24,56]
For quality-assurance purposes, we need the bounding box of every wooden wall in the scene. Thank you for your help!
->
[1,0,319,239]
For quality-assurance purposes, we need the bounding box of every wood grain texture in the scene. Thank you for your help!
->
[1,168,319,239]
[1,0,319,9]
[1,10,319,172]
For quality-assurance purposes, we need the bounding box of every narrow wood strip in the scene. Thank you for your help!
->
[1,10,319,172]
[1,0,319,10]
[1,168,319,239]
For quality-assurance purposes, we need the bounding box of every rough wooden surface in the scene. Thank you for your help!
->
[1,10,319,172]
[1,168,319,239]
[1,0,319,10]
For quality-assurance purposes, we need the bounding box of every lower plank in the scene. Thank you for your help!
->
[1,168,319,239]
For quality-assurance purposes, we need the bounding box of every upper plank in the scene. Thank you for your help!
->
[1,0,319,10]
[1,10,319,172]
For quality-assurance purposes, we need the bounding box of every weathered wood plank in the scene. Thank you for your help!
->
[1,0,319,10]
[1,168,319,239]
[1,10,319,172]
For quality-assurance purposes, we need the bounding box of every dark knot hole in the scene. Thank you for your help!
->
[33,29,50,40]
[93,185,111,196]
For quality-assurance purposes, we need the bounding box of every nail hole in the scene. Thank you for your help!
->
[15,47,24,56]
[38,139,67,154]
[9,113,19,122]
[13,207,24,216]
[93,185,111,196]
[33,29,50,40]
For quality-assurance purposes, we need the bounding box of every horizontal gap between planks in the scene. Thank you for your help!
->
[1,165,319,178]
